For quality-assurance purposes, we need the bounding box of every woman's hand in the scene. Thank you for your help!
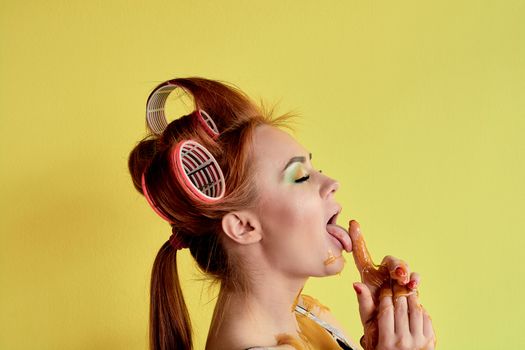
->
[348,220,436,350]
[354,282,436,350]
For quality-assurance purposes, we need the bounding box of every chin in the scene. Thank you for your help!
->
[323,254,346,275]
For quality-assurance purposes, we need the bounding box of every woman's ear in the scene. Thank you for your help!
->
[221,210,262,245]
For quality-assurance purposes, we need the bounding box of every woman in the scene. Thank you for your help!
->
[128,77,436,350]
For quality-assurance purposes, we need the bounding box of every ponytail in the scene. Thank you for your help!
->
[149,241,192,350]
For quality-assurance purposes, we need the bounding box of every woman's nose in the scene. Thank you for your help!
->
[321,174,339,198]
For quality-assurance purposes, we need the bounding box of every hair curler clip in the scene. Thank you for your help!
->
[141,80,226,223]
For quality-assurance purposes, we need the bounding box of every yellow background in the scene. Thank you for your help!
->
[1,1,524,349]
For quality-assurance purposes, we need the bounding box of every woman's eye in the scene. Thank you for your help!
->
[294,175,310,183]
[285,163,310,184]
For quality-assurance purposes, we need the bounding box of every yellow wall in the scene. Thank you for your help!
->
[2,1,524,349]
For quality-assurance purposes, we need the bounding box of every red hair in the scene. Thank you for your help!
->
[128,77,295,350]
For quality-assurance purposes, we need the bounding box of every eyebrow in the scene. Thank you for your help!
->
[282,153,312,172]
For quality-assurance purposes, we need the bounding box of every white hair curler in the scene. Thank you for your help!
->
[145,81,219,139]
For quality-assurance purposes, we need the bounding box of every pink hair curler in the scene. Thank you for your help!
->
[171,140,226,203]
[195,109,220,139]
[145,81,219,139]
[141,139,226,222]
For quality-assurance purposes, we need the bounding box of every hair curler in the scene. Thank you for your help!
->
[145,80,219,139]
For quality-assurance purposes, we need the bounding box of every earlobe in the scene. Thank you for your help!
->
[221,211,262,245]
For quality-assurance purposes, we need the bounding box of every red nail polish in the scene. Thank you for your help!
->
[353,283,362,295]
[408,280,417,289]
[395,267,406,277]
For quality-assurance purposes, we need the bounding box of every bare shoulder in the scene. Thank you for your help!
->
[223,344,296,350]
[207,338,297,350]
[206,327,298,350]
[245,346,296,350]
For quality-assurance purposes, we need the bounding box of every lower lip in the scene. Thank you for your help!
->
[327,231,343,250]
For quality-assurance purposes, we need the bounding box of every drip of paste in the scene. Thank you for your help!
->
[278,295,346,350]
[350,221,415,350]
[323,249,345,266]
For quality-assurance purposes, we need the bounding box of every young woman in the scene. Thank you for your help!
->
[128,77,436,350]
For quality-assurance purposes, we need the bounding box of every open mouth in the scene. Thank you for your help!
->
[326,206,342,227]
[327,211,339,225]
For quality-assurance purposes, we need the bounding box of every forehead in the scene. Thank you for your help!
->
[252,125,307,170]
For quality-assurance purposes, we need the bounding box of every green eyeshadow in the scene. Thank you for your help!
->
[284,162,308,183]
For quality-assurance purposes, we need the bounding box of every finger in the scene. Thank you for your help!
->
[407,291,423,335]
[377,285,395,343]
[348,220,374,277]
[353,282,375,326]
[407,272,421,290]
[381,255,410,285]
[422,306,435,339]
[393,282,410,336]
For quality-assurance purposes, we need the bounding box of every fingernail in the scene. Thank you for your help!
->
[395,267,406,277]
[408,280,418,289]
[353,283,362,295]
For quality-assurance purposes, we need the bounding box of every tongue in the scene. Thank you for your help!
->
[326,224,352,252]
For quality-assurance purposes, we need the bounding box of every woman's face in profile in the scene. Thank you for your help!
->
[252,125,347,277]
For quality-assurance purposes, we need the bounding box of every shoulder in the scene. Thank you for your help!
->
[245,346,296,350]
[209,341,296,350]
[207,327,298,350]
[210,345,295,350]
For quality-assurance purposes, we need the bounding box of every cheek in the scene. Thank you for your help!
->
[260,191,321,241]
[272,201,303,227]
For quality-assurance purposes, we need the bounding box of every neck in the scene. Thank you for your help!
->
[214,271,308,341]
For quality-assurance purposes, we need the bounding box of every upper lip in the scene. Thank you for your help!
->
[327,204,342,225]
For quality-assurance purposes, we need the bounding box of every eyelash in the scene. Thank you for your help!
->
[295,175,310,183]
[294,169,322,183]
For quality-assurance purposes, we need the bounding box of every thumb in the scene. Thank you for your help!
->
[353,282,375,326]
